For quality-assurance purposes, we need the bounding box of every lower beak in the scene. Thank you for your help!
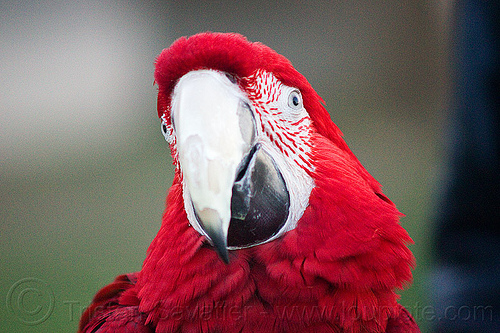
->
[228,144,289,249]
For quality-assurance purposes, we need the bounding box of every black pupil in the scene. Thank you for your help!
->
[162,124,167,134]
[292,95,299,106]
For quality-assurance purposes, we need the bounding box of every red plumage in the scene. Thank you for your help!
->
[79,32,419,332]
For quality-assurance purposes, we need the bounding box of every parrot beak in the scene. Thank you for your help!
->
[171,70,253,263]
[171,70,289,263]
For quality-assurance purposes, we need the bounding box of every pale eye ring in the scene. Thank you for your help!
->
[288,90,302,109]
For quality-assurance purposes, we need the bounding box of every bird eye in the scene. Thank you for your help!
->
[288,90,302,109]
[161,121,169,139]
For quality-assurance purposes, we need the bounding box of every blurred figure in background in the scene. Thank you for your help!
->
[431,1,499,332]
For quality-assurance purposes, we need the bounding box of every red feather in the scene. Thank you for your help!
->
[78,273,153,332]
[80,32,419,332]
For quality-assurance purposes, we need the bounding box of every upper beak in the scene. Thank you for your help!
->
[171,70,254,263]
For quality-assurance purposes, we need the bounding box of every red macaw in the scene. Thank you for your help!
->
[79,32,419,333]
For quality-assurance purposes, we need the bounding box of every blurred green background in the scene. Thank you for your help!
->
[1,1,450,332]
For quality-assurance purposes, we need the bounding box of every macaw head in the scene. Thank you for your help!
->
[154,32,373,263]
[134,32,414,332]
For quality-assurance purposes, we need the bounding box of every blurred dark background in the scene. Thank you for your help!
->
[1,1,450,332]
[431,1,500,332]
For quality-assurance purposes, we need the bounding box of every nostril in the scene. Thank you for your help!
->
[225,72,238,84]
